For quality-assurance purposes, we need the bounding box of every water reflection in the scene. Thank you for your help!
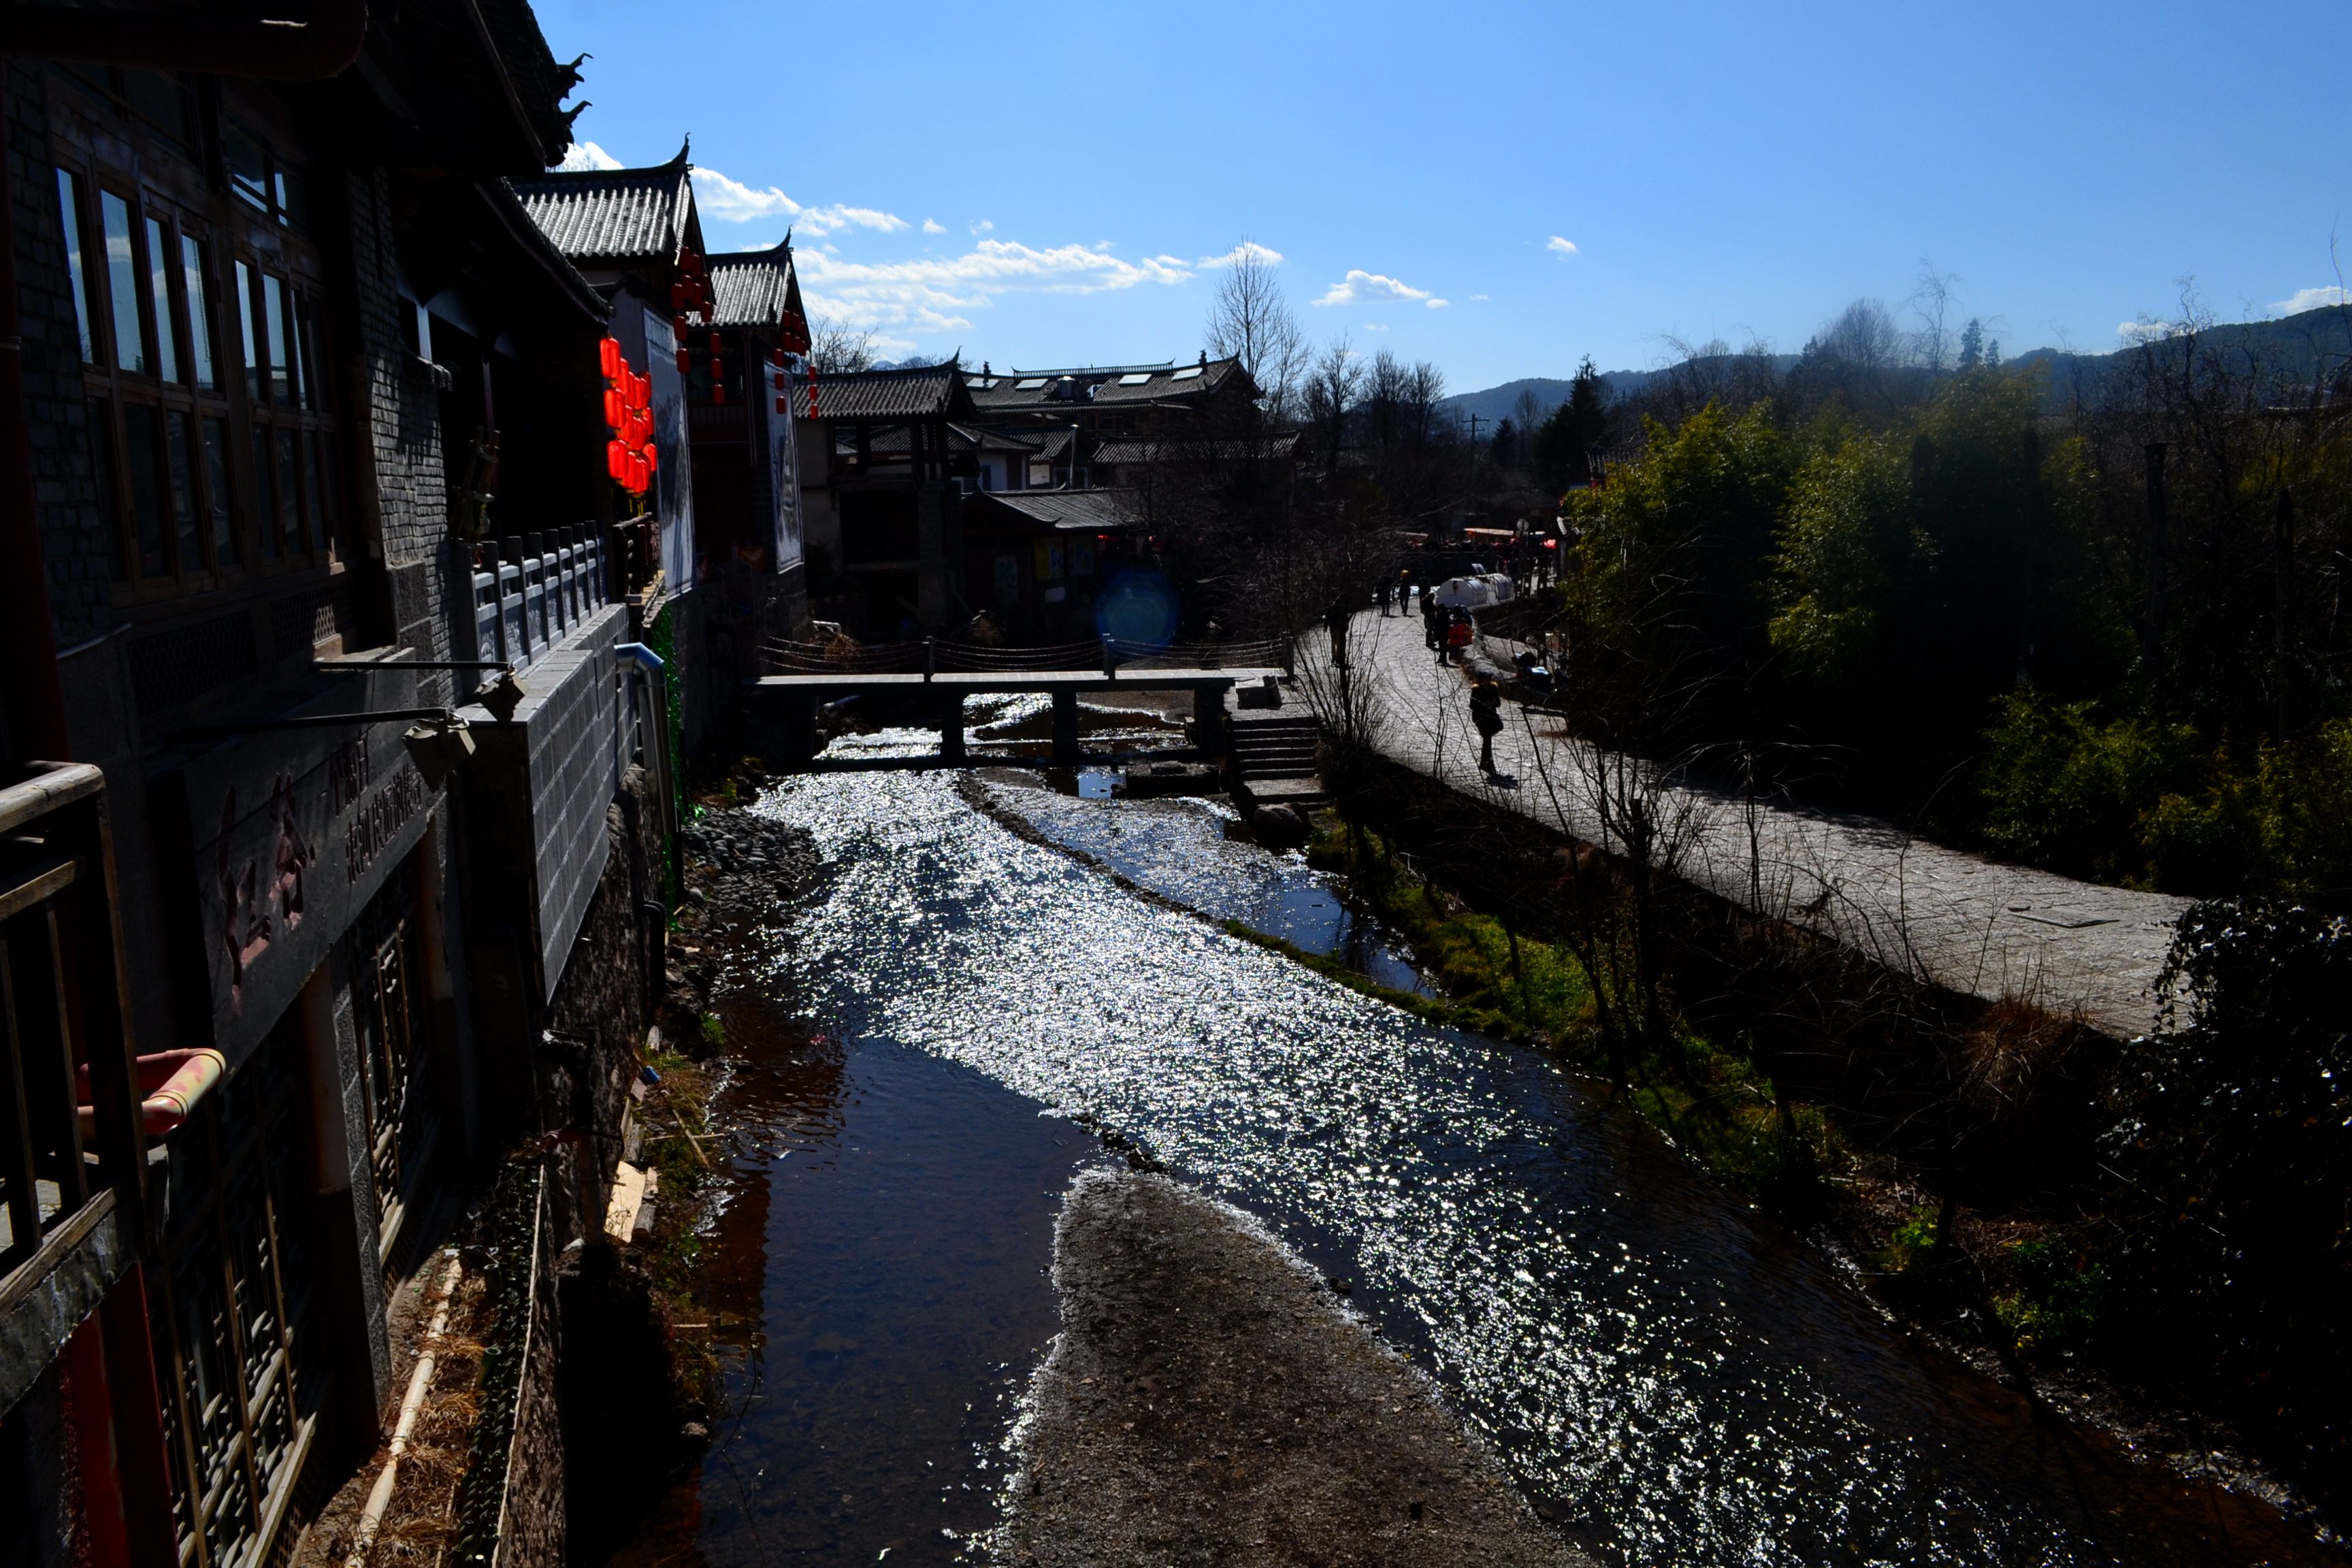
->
[604,987,1098,1568]
[740,752,2328,1568]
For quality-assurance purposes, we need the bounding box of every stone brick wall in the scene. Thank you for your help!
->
[521,609,630,992]
[342,168,456,684]
[7,65,114,653]
[493,1171,565,1568]
[542,763,661,1247]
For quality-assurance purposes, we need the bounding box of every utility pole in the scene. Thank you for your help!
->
[1466,413,1486,543]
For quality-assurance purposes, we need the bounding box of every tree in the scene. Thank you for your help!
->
[1531,356,1607,494]
[1301,337,1363,477]
[1205,241,1307,423]
[808,316,878,374]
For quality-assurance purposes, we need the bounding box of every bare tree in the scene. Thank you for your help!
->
[808,316,878,374]
[1301,336,1364,477]
[1509,387,1548,466]
[1906,263,1962,373]
[1810,301,1906,371]
[1205,242,1308,423]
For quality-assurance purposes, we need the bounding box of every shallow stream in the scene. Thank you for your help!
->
[609,714,2333,1568]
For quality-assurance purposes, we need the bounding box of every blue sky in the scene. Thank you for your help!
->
[545,0,2349,393]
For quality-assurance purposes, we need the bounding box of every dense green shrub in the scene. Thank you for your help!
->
[1978,698,2352,899]
[2104,900,2352,1496]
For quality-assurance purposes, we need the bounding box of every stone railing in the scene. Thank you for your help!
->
[469,526,608,671]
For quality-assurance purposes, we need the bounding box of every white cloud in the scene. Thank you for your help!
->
[1469,293,1489,301]
[1313,269,1433,307]
[1425,298,1448,309]
[1547,235,1578,256]
[922,218,947,234]
[691,167,908,237]
[970,218,995,235]
[2117,318,2174,346]
[559,142,623,172]
[1198,241,1284,268]
[2274,284,2351,315]
[796,238,1194,336]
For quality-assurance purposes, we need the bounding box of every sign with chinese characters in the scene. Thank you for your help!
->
[180,674,441,1071]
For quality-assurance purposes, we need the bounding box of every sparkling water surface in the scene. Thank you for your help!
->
[651,708,2323,1568]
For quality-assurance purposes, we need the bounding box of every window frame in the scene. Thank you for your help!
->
[50,71,349,610]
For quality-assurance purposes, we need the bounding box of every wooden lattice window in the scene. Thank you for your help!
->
[149,1020,319,1568]
[348,867,435,1271]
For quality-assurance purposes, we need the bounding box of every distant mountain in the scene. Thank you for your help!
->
[1442,306,2352,428]
[1437,373,1640,429]
[1441,357,1799,427]
[2006,304,2352,404]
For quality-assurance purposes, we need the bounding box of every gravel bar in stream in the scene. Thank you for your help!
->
[1006,1169,1592,1568]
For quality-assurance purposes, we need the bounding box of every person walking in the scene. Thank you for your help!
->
[1324,593,1351,670]
[1469,673,1505,773]
[1422,587,1443,653]
[1375,577,1392,617]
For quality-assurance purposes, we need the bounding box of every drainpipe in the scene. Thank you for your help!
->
[0,0,370,78]
[0,70,69,761]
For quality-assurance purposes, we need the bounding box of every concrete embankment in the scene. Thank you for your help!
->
[1004,1169,1590,1568]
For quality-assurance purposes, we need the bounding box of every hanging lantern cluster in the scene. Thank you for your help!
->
[805,357,821,420]
[669,246,715,376]
[772,345,789,415]
[598,336,657,497]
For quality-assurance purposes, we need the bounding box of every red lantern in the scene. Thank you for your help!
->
[598,337,623,380]
[633,372,651,408]
[676,347,690,374]
[706,332,720,355]
[606,439,627,481]
[776,395,788,414]
[642,442,658,473]
[603,388,625,427]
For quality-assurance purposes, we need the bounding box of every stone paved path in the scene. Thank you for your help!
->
[1303,608,2187,1039]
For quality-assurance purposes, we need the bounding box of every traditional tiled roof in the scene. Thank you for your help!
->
[1089,431,1301,465]
[475,0,577,161]
[965,357,1251,414]
[847,421,1045,457]
[970,489,1143,532]
[797,361,970,421]
[706,242,792,329]
[475,179,607,324]
[955,422,1044,452]
[512,144,697,263]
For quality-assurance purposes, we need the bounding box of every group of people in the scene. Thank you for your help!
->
[1371,569,1477,664]
[1351,569,1509,773]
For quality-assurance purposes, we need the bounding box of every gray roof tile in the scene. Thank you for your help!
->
[513,150,696,263]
